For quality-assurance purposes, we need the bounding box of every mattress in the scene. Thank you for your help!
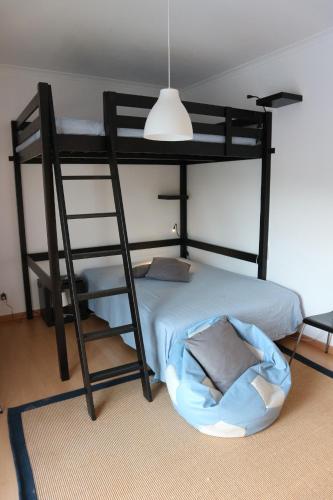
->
[16,116,257,152]
[81,261,303,382]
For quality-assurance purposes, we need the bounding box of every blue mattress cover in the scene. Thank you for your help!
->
[81,261,302,382]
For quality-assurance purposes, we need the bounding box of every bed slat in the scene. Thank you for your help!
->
[115,92,226,117]
[18,137,42,163]
[187,239,258,263]
[16,93,39,128]
[17,117,40,145]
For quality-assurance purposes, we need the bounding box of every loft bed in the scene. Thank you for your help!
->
[13,89,265,166]
[10,82,274,399]
[82,261,302,383]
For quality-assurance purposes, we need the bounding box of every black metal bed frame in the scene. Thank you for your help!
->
[9,82,273,384]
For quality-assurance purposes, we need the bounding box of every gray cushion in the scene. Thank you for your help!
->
[145,257,191,282]
[185,317,257,393]
[133,262,151,278]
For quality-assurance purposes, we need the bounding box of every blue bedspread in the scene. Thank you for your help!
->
[81,261,302,382]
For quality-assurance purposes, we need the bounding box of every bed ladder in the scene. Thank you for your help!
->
[48,94,152,420]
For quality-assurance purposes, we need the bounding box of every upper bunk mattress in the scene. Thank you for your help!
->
[81,261,302,382]
[16,117,257,152]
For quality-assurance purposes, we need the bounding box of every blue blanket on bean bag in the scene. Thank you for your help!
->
[165,316,291,437]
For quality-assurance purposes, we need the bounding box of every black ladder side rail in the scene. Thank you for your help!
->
[11,84,69,382]
[11,120,33,320]
[46,84,96,419]
[38,83,70,381]
[103,91,152,402]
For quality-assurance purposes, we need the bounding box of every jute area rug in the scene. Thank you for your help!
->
[8,361,333,500]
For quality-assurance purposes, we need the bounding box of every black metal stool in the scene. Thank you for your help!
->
[289,311,333,364]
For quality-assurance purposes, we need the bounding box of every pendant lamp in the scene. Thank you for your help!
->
[144,0,193,141]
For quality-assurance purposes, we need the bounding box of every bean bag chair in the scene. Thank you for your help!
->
[165,316,291,437]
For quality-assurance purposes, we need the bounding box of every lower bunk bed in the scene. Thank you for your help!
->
[82,260,302,437]
[82,260,302,382]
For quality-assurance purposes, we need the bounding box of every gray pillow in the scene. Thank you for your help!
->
[132,262,151,278]
[185,317,257,393]
[145,257,191,282]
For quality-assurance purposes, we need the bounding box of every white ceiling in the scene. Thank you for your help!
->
[1,0,333,88]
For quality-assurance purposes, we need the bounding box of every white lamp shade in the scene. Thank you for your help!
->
[144,88,193,141]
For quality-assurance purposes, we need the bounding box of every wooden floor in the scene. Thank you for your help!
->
[0,316,332,499]
[0,315,137,500]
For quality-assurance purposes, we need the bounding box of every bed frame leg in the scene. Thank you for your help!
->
[289,324,305,365]
[11,121,33,319]
[258,112,272,280]
[180,163,188,258]
[325,332,332,354]
[39,83,69,381]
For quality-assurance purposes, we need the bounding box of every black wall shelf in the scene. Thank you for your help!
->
[158,194,189,200]
[256,92,302,108]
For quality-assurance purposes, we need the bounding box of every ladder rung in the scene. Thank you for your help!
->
[72,249,122,260]
[83,324,135,342]
[89,361,141,383]
[77,287,129,301]
[67,212,117,220]
[61,175,112,180]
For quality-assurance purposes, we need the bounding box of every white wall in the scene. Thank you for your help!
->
[184,30,333,343]
[0,65,180,315]
[2,30,333,344]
